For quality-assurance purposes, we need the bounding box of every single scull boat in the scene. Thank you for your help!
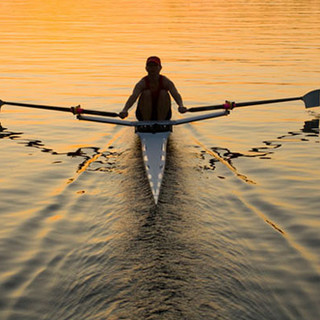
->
[1,89,319,204]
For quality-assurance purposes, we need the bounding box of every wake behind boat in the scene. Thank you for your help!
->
[1,89,319,204]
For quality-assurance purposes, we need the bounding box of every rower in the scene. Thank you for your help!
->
[119,56,187,120]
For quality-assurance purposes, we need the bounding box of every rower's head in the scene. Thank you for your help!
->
[146,56,162,74]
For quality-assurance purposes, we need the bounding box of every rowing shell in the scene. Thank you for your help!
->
[137,130,170,204]
[77,110,228,203]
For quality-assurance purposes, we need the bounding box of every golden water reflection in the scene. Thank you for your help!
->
[0,1,320,319]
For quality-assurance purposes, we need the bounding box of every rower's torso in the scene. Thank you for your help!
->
[139,75,170,93]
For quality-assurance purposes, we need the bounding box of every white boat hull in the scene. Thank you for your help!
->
[136,131,170,204]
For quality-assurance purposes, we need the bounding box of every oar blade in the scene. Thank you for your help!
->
[303,90,320,108]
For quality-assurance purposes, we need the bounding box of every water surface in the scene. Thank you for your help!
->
[0,1,319,319]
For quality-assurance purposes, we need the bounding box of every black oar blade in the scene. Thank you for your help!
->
[303,90,320,108]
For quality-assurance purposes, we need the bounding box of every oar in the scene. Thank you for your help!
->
[0,99,119,118]
[187,89,320,113]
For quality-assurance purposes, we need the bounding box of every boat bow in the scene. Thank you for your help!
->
[136,130,170,204]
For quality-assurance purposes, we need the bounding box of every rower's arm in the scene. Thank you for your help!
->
[167,79,187,113]
[167,80,183,107]
[120,81,144,117]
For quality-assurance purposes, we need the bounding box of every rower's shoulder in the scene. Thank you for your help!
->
[137,76,147,84]
[161,75,170,82]
[161,75,175,88]
[161,75,173,85]
[134,77,147,90]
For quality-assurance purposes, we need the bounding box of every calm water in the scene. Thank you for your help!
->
[0,1,320,319]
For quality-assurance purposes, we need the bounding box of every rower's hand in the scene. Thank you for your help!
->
[178,106,187,113]
[119,110,128,119]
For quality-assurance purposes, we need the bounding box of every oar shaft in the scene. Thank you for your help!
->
[188,96,302,112]
[0,100,119,118]
[82,109,119,117]
[235,96,302,107]
[2,101,72,112]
